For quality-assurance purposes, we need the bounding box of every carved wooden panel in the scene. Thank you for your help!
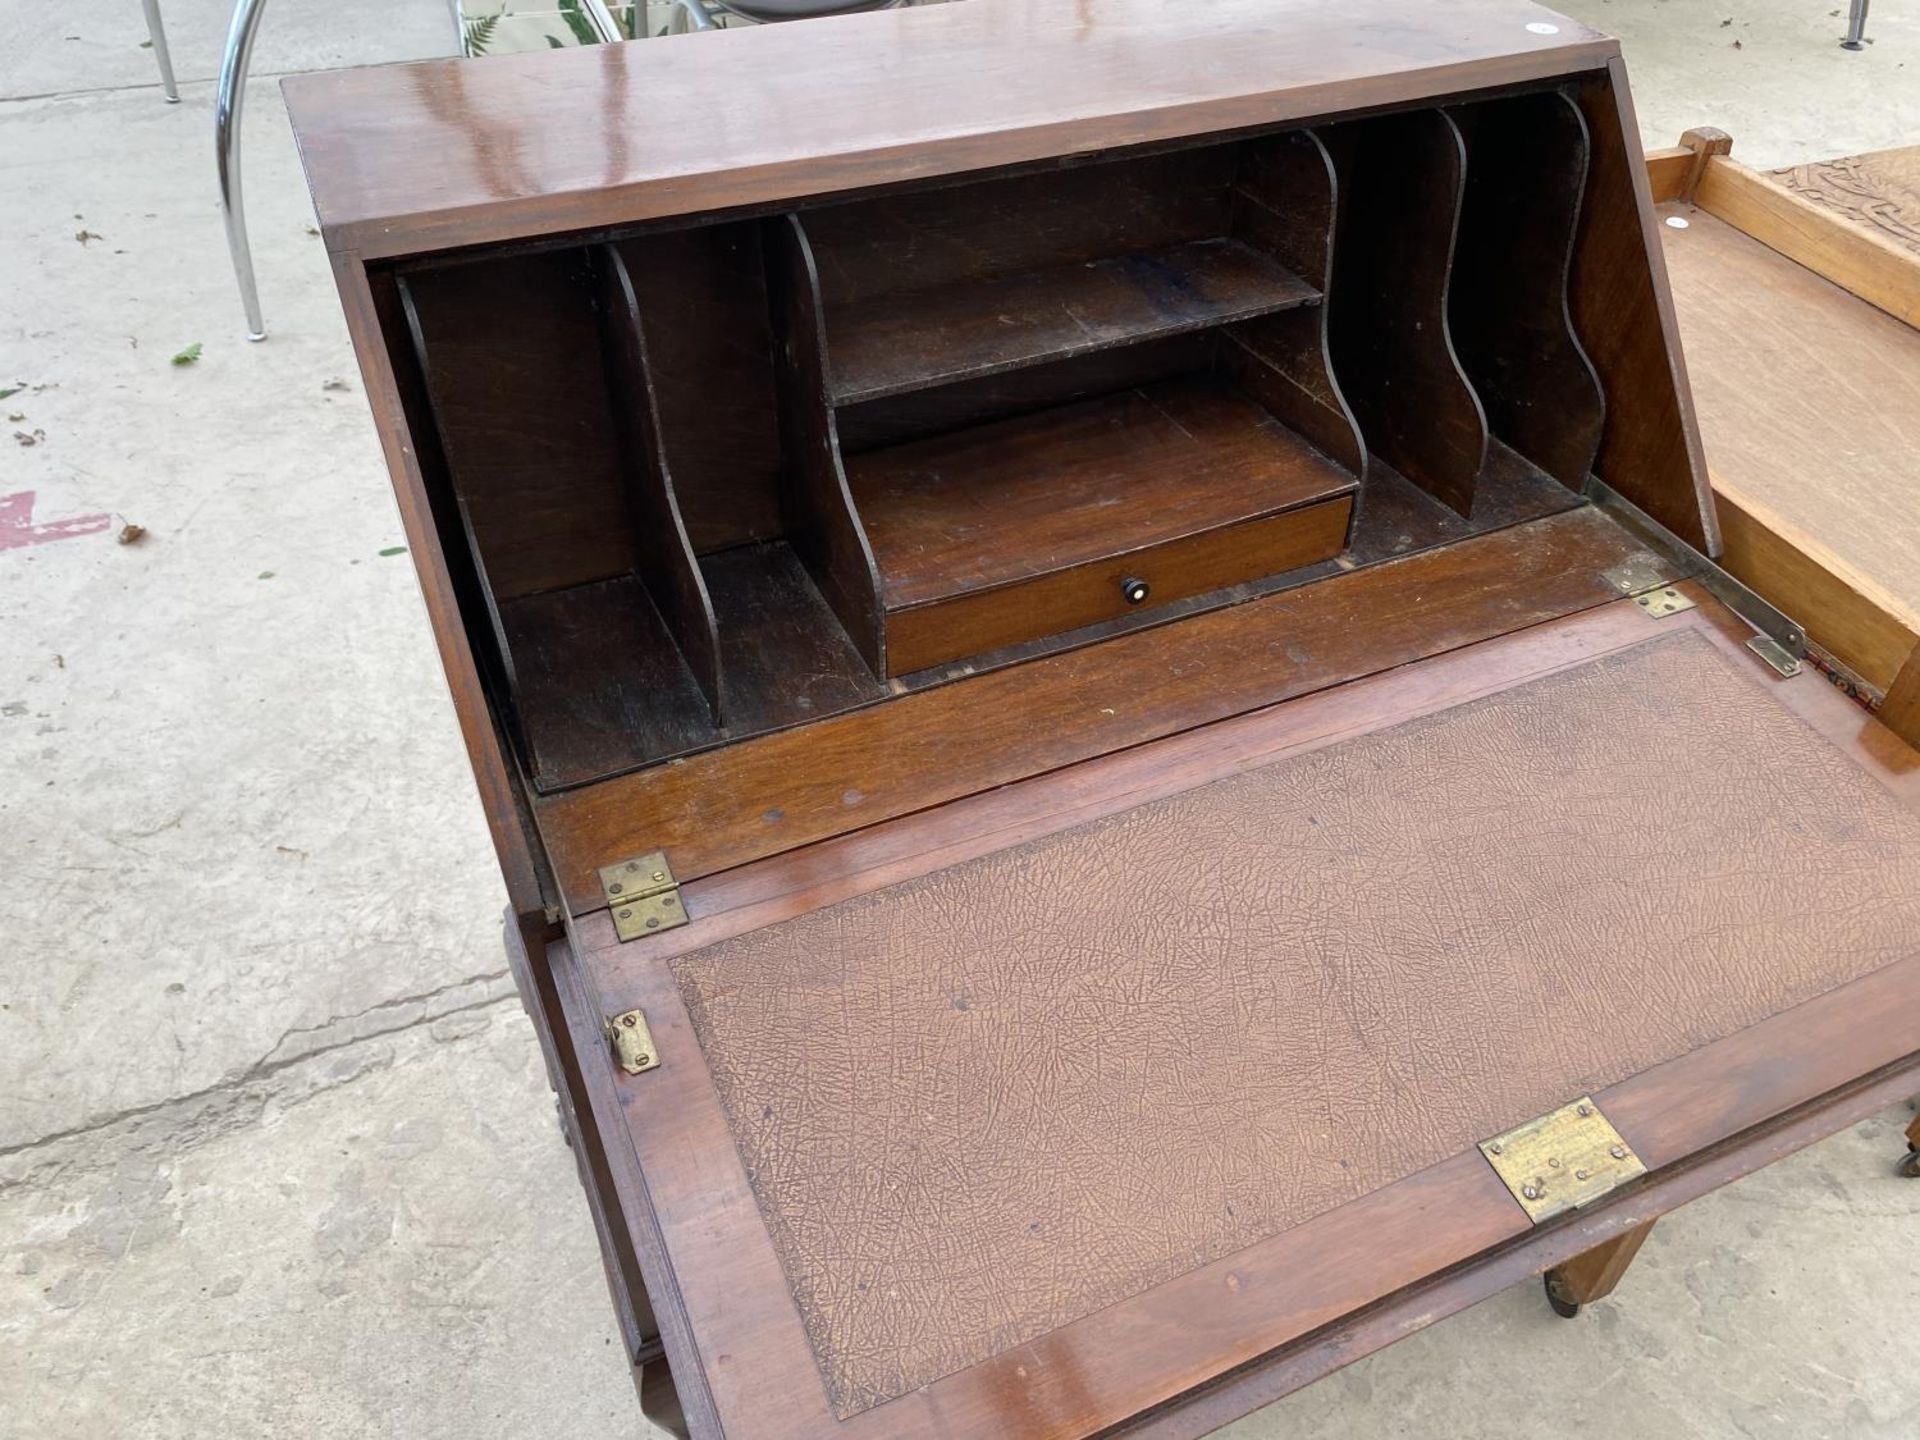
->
[1770,145,1920,257]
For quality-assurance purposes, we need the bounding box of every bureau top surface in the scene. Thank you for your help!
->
[283,0,1611,259]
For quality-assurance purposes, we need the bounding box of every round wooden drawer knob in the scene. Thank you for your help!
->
[1121,578,1151,605]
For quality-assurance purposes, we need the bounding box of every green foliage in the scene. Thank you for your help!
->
[557,0,601,44]
[462,12,500,55]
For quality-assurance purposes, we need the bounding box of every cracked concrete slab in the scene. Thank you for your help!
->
[0,67,503,1151]
[0,1003,650,1438]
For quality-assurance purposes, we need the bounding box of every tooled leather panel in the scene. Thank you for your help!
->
[671,631,1920,1415]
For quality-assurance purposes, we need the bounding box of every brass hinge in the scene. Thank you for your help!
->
[1631,585,1696,619]
[606,1008,660,1075]
[599,850,688,941]
[1479,1097,1646,1223]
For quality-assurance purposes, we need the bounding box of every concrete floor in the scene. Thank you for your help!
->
[1,1,1916,1436]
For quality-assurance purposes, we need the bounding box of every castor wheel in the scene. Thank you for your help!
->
[1544,1272,1582,1319]
[1900,1146,1920,1179]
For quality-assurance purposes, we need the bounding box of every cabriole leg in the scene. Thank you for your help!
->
[1544,1220,1656,1318]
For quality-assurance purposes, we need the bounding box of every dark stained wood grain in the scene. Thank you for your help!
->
[535,504,1663,911]
[804,145,1238,311]
[1225,128,1367,477]
[1322,109,1489,515]
[1567,60,1718,551]
[1345,440,1581,565]
[846,375,1356,608]
[499,575,715,792]
[349,259,552,919]
[283,0,1616,260]
[766,215,886,674]
[592,244,725,722]
[1448,89,1605,488]
[609,224,785,554]
[887,499,1353,677]
[836,332,1214,454]
[399,250,637,601]
[703,542,888,738]
[825,237,1317,406]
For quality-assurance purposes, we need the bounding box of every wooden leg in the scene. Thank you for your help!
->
[1544,1220,1656,1318]
[1900,1110,1920,1178]
[639,1360,690,1439]
[1881,643,1920,751]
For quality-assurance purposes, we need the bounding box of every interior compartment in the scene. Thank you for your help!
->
[389,84,1629,796]
[1321,109,1490,516]
[1448,90,1606,490]
[793,130,1363,677]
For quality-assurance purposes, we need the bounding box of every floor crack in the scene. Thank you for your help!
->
[0,971,516,1165]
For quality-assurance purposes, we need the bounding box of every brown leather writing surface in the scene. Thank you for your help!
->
[671,631,1920,1416]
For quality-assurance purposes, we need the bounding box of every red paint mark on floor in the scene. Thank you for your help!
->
[0,491,113,551]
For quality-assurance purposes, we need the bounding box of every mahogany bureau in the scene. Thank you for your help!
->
[284,3,1920,1434]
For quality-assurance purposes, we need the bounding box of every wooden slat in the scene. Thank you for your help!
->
[827,238,1317,405]
[1695,153,1920,326]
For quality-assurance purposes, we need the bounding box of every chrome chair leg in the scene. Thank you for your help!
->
[141,0,180,102]
[1841,0,1869,48]
[216,0,271,341]
[670,0,720,33]
[579,0,625,40]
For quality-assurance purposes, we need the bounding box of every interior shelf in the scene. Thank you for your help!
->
[826,238,1319,406]
[845,374,1357,673]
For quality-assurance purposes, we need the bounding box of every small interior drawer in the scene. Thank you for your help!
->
[849,376,1357,674]
[885,496,1354,676]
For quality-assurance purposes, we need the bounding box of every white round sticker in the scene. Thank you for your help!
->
[1665,216,1691,230]
[1526,21,1561,33]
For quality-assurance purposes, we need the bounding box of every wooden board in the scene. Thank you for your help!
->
[1694,154,1920,328]
[570,591,1920,1440]
[1656,200,1920,687]
[282,0,1613,259]
[825,238,1318,405]
[849,377,1353,608]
